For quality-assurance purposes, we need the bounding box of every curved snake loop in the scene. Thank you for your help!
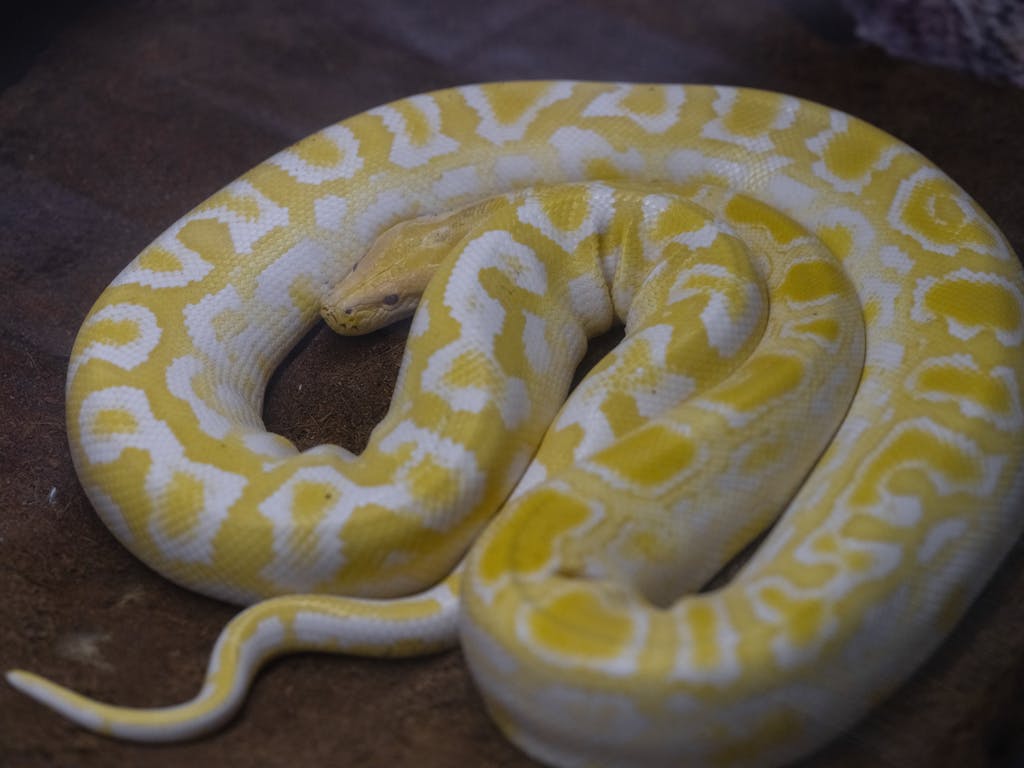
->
[8,82,1024,768]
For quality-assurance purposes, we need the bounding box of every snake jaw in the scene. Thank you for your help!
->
[322,292,419,335]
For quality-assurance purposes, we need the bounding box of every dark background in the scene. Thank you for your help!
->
[2,2,1023,766]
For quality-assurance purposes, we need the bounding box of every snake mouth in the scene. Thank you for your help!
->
[322,293,418,336]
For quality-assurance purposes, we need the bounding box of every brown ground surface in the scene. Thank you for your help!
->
[2,2,1023,767]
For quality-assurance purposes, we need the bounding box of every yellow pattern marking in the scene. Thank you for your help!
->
[6,83,1022,768]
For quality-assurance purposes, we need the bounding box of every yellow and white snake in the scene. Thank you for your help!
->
[7,81,1024,767]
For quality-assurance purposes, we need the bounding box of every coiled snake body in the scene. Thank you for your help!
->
[8,82,1024,767]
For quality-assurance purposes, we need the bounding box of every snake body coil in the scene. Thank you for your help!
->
[8,82,1024,767]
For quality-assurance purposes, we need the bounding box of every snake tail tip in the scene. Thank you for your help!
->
[6,669,85,721]
[7,666,244,742]
[6,668,43,696]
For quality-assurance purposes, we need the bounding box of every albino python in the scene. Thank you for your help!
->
[8,82,1024,767]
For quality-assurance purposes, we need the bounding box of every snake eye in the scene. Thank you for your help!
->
[383,294,399,306]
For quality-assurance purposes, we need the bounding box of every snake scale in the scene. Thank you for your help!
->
[7,81,1024,767]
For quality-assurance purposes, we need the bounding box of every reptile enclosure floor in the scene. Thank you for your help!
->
[2,2,1023,766]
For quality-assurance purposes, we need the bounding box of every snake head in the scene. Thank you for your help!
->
[322,281,421,335]
[322,197,503,336]
[321,215,441,335]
